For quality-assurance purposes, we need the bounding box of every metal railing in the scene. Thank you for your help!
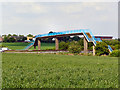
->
[24,41,35,50]
[82,32,90,42]
[108,45,113,52]
[35,29,92,38]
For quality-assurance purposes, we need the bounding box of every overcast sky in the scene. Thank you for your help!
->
[1,1,118,38]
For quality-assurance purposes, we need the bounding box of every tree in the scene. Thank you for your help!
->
[77,39,84,50]
[68,41,82,54]
[7,34,12,37]
[13,34,17,36]
[59,41,69,50]
[17,35,24,41]
[47,38,53,43]
[3,36,8,42]
[49,31,54,33]
[27,34,33,37]
[22,37,27,41]
[95,42,109,56]
[72,35,80,41]
[9,37,16,42]
[59,36,70,42]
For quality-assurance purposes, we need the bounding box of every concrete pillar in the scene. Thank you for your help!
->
[55,38,59,50]
[93,45,95,56]
[38,39,41,50]
[84,37,88,54]
[34,45,36,50]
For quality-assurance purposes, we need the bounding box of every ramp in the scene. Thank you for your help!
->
[108,45,113,52]
[82,31,113,52]
[23,41,34,50]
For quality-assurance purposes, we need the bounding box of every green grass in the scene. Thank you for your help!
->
[29,43,55,50]
[2,42,55,50]
[2,53,118,88]
[2,42,29,50]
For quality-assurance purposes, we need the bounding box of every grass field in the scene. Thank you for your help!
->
[2,53,118,88]
[2,42,55,50]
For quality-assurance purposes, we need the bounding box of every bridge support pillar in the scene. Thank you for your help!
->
[55,38,59,50]
[38,39,41,50]
[84,37,88,55]
[34,45,36,50]
[93,45,95,56]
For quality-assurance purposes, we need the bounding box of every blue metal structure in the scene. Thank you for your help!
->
[108,45,113,52]
[24,29,113,52]
[24,41,35,50]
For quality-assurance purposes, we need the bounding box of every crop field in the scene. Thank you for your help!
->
[2,53,118,88]
[2,42,55,50]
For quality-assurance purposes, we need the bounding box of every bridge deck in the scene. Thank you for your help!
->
[35,29,92,39]
[36,33,83,38]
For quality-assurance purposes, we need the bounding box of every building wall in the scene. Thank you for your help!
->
[95,36,113,40]
[27,37,33,40]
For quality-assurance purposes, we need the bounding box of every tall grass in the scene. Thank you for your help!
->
[2,53,118,88]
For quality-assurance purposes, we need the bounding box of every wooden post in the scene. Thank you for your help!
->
[55,38,59,50]
[93,45,95,56]
[38,39,41,50]
[84,37,88,55]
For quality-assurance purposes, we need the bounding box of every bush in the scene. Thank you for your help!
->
[114,44,120,50]
[68,45,81,54]
[103,39,120,46]
[110,45,115,50]
[59,41,69,50]
[68,41,82,54]
[110,50,120,57]
[77,39,84,50]
[95,42,109,56]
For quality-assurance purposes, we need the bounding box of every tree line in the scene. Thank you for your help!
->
[1,32,82,43]
[1,34,33,42]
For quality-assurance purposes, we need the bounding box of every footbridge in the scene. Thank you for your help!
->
[24,29,113,55]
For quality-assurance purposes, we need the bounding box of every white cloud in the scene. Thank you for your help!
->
[3,2,48,14]
[1,2,118,38]
[0,0,119,2]
[3,16,22,25]
[58,2,112,14]
[16,3,47,14]
[59,3,83,14]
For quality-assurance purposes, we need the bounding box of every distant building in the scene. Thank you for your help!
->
[95,35,113,40]
[27,37,33,40]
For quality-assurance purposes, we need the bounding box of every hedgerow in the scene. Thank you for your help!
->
[110,50,120,57]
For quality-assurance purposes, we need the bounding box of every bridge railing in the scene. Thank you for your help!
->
[108,45,113,52]
[87,30,97,45]
[24,41,35,50]
[35,29,92,38]
[82,31,91,42]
